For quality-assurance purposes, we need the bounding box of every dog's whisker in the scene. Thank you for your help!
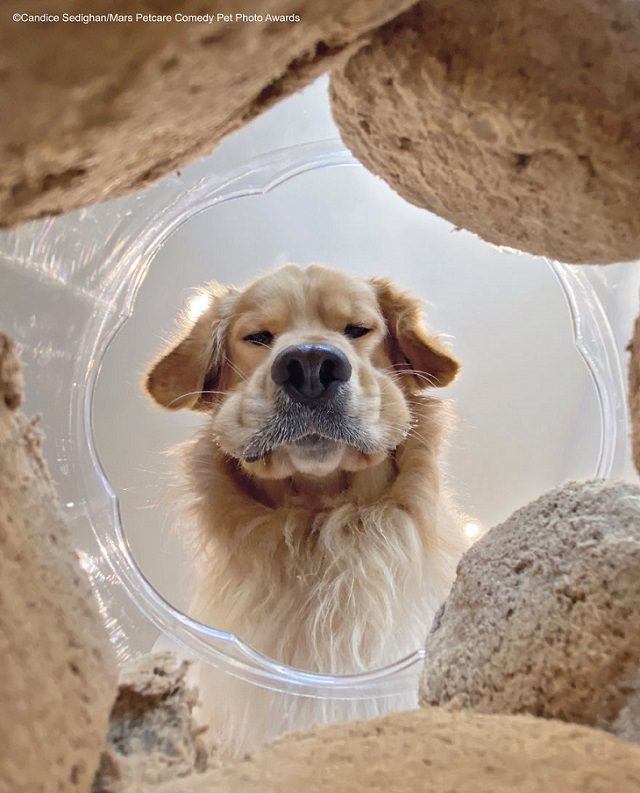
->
[225,356,248,382]
[386,368,440,389]
[165,389,227,409]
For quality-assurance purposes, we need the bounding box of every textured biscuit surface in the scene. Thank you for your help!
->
[1,0,415,227]
[93,653,212,792]
[152,707,640,793]
[331,0,640,263]
[0,334,116,792]
[420,480,640,742]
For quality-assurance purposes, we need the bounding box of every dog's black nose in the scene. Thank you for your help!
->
[271,344,352,405]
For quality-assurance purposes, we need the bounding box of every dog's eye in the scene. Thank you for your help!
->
[344,324,371,339]
[243,330,274,347]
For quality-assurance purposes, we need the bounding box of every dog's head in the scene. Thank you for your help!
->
[146,264,459,479]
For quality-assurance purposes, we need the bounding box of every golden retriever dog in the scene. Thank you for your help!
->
[145,263,465,756]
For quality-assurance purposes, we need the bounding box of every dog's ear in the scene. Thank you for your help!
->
[145,284,236,411]
[370,278,460,391]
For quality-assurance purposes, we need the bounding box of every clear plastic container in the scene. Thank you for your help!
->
[0,135,635,728]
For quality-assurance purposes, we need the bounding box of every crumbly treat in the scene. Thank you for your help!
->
[0,334,23,410]
[153,707,640,793]
[93,652,212,792]
[0,333,116,792]
[420,480,640,742]
[1,0,415,227]
[331,0,640,263]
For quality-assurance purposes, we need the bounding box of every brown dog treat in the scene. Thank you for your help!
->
[0,334,24,410]
[153,708,640,793]
[0,333,116,792]
[420,480,640,742]
[93,652,212,792]
[629,316,640,476]
[330,1,640,264]
[1,0,415,228]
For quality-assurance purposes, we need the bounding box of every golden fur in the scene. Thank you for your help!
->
[146,263,465,755]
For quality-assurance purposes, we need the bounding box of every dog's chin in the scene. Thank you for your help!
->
[284,434,347,477]
[238,435,390,480]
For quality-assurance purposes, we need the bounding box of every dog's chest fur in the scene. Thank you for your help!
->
[176,422,461,755]
[193,493,431,673]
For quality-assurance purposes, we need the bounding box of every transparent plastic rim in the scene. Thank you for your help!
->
[82,140,627,698]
